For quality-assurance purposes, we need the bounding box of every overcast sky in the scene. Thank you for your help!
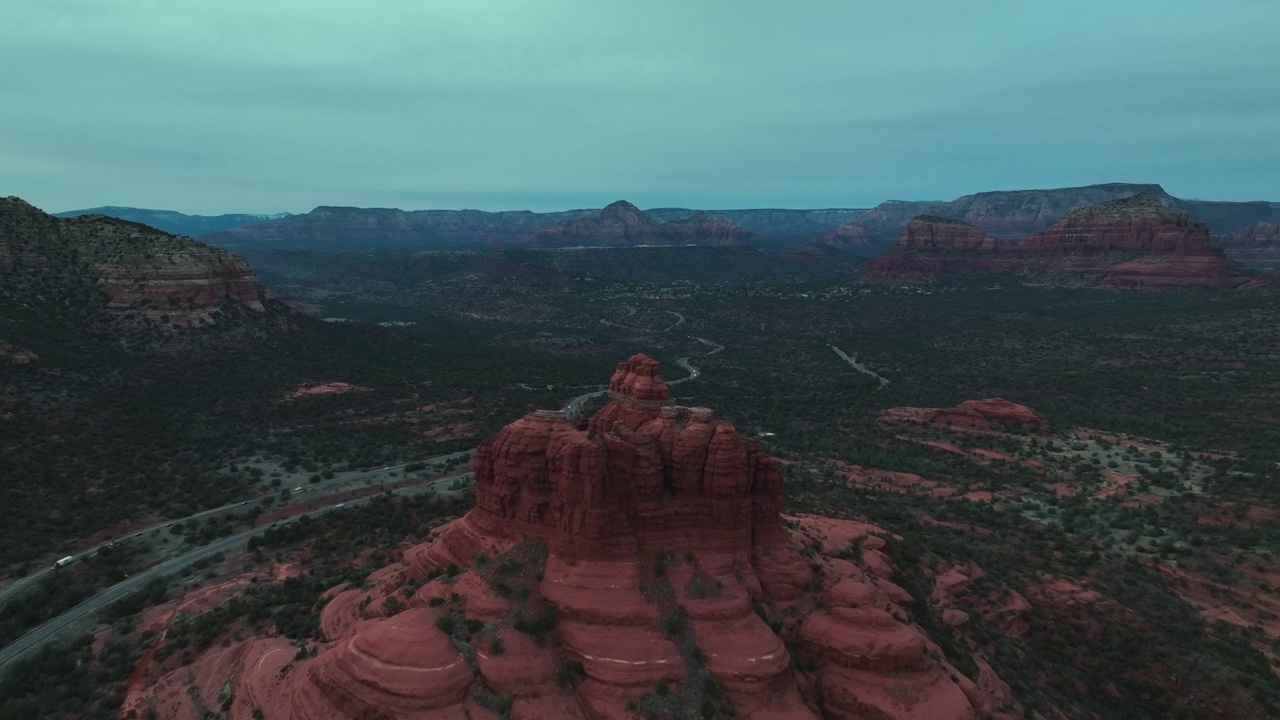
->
[4,1,1277,214]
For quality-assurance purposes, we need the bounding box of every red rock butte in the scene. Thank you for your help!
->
[864,194,1247,288]
[136,355,1014,720]
[881,399,1046,433]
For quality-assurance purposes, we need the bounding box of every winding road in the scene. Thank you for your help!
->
[565,308,716,422]
[2,306,720,673]
[0,451,470,610]
[0,471,472,671]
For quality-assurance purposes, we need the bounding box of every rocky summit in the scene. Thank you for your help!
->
[135,355,1014,720]
[0,197,265,328]
[532,201,754,248]
[864,194,1246,288]
[826,183,1278,252]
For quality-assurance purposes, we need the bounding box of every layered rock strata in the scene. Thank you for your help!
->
[830,182,1275,253]
[0,196,265,325]
[880,399,1045,432]
[864,194,1245,288]
[1216,222,1280,261]
[137,356,1013,720]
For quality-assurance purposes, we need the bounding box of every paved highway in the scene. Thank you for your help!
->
[0,315,716,672]
[0,472,472,672]
[0,451,471,610]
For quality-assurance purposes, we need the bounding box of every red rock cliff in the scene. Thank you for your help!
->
[864,195,1245,288]
[0,196,266,326]
[138,355,1014,720]
[1216,222,1280,261]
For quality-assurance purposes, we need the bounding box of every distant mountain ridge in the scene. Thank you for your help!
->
[863,194,1247,288]
[57,184,1280,256]
[530,200,756,248]
[201,204,868,251]
[826,183,1278,252]
[55,206,292,237]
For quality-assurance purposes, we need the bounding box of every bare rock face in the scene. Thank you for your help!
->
[821,222,872,253]
[532,201,753,248]
[0,196,266,327]
[834,183,1170,252]
[288,608,479,718]
[832,182,1274,254]
[1216,222,1280,261]
[863,218,1018,282]
[660,211,755,246]
[881,399,1045,432]
[864,195,1246,288]
[139,355,1014,719]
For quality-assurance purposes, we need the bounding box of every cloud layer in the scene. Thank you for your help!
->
[4,0,1277,213]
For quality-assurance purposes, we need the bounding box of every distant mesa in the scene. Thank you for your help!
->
[531,200,755,248]
[1,197,267,328]
[863,194,1249,288]
[203,204,866,252]
[820,221,872,253]
[1216,222,1280,262]
[137,354,1014,720]
[828,182,1278,253]
[53,206,291,237]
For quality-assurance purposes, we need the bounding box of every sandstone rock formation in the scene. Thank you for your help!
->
[0,197,266,327]
[138,355,1014,720]
[860,217,1016,283]
[532,201,753,248]
[1216,222,1280,261]
[206,205,860,252]
[830,183,1276,253]
[864,194,1246,288]
[881,399,1045,433]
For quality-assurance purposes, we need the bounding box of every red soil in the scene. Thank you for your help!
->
[1198,502,1280,529]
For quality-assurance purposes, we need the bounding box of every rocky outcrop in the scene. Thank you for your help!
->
[1216,222,1280,261]
[647,208,868,248]
[532,201,753,248]
[864,195,1247,288]
[140,355,1013,720]
[0,197,266,327]
[821,221,872,253]
[202,205,596,250]
[833,183,1277,253]
[862,217,1017,283]
[208,206,864,252]
[881,399,1045,433]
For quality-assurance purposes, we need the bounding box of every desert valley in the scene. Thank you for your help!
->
[3,181,1280,719]
[4,2,1280,718]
